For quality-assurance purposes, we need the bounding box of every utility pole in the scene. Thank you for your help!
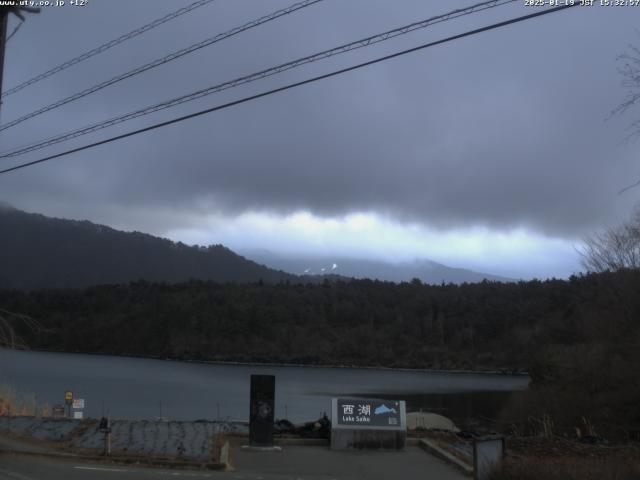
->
[0,6,41,116]
[99,411,111,456]
[106,413,111,456]
[0,8,9,110]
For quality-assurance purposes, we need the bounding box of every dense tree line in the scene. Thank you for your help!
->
[3,270,639,435]
[0,270,635,370]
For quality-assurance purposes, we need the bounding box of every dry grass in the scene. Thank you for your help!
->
[490,457,640,480]
[0,384,50,417]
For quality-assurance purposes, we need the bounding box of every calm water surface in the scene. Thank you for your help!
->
[0,349,528,424]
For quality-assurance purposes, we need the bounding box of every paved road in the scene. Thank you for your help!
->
[234,445,467,480]
[0,455,222,480]
[0,446,466,480]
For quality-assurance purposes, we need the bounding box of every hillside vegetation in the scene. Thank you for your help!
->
[3,269,639,437]
[0,206,297,289]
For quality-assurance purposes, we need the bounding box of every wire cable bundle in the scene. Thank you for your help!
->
[0,2,578,176]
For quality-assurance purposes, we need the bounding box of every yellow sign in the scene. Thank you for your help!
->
[65,390,73,403]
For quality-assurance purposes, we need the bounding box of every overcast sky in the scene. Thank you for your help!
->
[1,0,639,279]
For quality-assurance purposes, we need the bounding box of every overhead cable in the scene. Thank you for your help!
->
[0,0,516,154]
[0,4,579,176]
[1,0,217,98]
[0,0,323,132]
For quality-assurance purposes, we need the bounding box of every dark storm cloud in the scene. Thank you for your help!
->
[1,0,639,237]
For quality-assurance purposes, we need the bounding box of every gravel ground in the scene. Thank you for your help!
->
[0,416,247,459]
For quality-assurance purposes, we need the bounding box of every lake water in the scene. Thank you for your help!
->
[0,349,528,425]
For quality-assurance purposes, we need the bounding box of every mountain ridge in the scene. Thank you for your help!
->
[1,206,513,289]
[240,249,515,284]
[0,207,297,289]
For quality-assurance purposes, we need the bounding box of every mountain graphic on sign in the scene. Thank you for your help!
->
[374,404,397,415]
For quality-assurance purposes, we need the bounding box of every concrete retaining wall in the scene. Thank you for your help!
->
[0,416,246,460]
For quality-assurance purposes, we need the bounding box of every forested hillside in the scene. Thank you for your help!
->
[0,206,297,288]
[1,270,636,369]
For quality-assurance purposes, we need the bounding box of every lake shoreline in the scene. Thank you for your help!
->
[7,347,529,376]
[1,348,529,423]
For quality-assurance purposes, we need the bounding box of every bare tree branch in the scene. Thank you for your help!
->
[0,309,42,349]
[579,208,640,272]
[619,178,640,195]
[611,37,640,190]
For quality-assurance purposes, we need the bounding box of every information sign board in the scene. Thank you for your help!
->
[336,398,403,428]
[331,397,406,450]
[72,398,85,409]
[474,436,505,480]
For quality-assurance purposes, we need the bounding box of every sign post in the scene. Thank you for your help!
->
[52,405,65,418]
[249,374,275,447]
[64,390,73,418]
[72,398,85,420]
[331,398,406,450]
[99,414,111,456]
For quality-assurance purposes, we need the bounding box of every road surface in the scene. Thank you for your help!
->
[0,446,466,480]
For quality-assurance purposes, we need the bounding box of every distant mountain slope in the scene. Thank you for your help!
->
[242,250,515,284]
[0,206,297,289]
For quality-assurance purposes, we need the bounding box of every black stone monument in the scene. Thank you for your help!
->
[249,374,275,446]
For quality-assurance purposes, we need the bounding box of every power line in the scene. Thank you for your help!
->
[5,18,23,43]
[0,0,517,156]
[1,0,217,98]
[618,179,640,195]
[0,3,578,177]
[0,0,323,133]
